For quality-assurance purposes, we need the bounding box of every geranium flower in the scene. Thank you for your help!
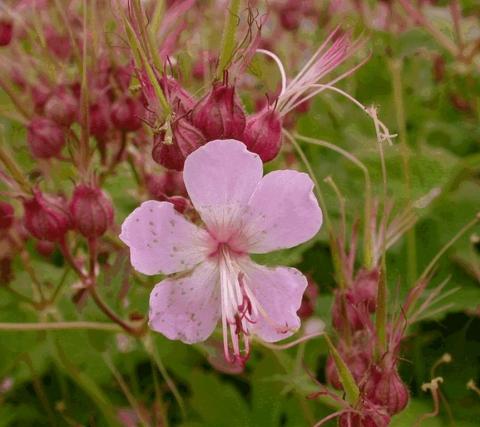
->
[120,139,322,363]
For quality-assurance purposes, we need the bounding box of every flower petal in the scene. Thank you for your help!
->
[242,262,307,342]
[120,200,210,275]
[241,170,322,253]
[149,260,221,343]
[183,139,263,239]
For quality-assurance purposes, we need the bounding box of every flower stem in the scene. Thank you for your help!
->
[0,128,31,194]
[0,321,121,331]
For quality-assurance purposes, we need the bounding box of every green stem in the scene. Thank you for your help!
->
[0,129,31,194]
[216,0,241,79]
[389,57,417,286]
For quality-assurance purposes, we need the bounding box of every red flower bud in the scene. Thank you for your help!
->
[111,96,143,132]
[44,87,78,126]
[45,26,72,60]
[0,201,14,230]
[0,18,13,47]
[332,291,364,332]
[363,366,409,415]
[89,99,111,138]
[160,77,195,115]
[35,240,56,257]
[31,83,51,112]
[279,5,301,31]
[23,190,71,241]
[326,349,369,390]
[339,403,391,427]
[171,116,207,158]
[165,195,190,214]
[69,184,114,239]
[243,108,282,162]
[347,269,379,313]
[146,171,186,200]
[192,83,246,140]
[27,117,66,159]
[152,132,186,171]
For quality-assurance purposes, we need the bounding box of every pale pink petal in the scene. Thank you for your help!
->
[119,200,211,275]
[240,170,322,253]
[183,139,263,240]
[149,260,221,343]
[241,261,307,342]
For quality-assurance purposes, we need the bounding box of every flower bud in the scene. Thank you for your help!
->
[44,87,78,126]
[23,190,71,241]
[0,201,14,230]
[171,117,206,158]
[279,5,301,31]
[160,77,195,115]
[243,108,282,162]
[192,83,246,140]
[152,132,186,171]
[347,269,379,313]
[69,184,114,239]
[27,117,66,159]
[339,404,390,427]
[45,26,72,60]
[326,349,369,390]
[146,171,186,200]
[89,99,111,138]
[0,18,13,47]
[298,277,318,319]
[332,291,364,332]
[111,96,143,132]
[35,240,56,258]
[31,83,51,112]
[363,366,409,415]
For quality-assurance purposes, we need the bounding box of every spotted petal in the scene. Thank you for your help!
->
[183,139,263,240]
[149,260,221,343]
[119,200,210,275]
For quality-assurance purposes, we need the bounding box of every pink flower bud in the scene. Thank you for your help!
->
[45,26,72,60]
[326,349,369,390]
[279,5,301,31]
[192,83,246,140]
[332,291,364,332]
[27,117,66,159]
[165,195,190,214]
[243,108,282,162]
[171,117,207,158]
[363,366,409,415]
[152,132,186,171]
[89,102,111,139]
[69,184,114,239]
[44,87,78,126]
[31,83,51,112]
[0,201,14,230]
[146,171,186,200]
[35,240,56,257]
[23,190,71,241]
[111,96,143,132]
[339,404,391,427]
[160,77,195,115]
[348,269,379,313]
[0,18,13,47]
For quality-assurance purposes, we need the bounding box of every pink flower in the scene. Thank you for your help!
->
[120,140,322,364]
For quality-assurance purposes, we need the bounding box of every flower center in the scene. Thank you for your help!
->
[216,244,256,365]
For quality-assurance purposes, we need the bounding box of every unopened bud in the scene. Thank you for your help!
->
[27,117,66,159]
[171,117,206,158]
[35,240,56,257]
[44,87,78,126]
[45,26,72,60]
[89,98,111,138]
[0,201,14,230]
[0,18,13,47]
[192,83,246,140]
[23,190,71,241]
[111,96,143,132]
[69,184,114,239]
[364,366,409,415]
[152,132,186,171]
[160,76,195,115]
[243,108,282,162]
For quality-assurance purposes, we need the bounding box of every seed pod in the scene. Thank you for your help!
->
[111,96,143,132]
[363,366,409,415]
[27,117,66,159]
[152,132,186,171]
[0,18,13,47]
[69,184,114,239]
[44,87,78,126]
[23,190,71,241]
[192,83,246,140]
[89,98,111,138]
[171,117,207,158]
[0,201,14,230]
[243,108,282,162]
